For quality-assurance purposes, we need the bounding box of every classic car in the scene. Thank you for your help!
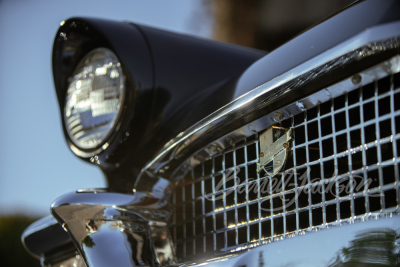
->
[22,0,400,266]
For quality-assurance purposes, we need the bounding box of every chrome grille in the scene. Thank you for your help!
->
[170,72,400,261]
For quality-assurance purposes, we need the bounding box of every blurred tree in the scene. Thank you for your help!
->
[0,215,41,267]
[207,0,355,51]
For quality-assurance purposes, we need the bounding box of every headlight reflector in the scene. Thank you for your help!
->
[64,48,125,150]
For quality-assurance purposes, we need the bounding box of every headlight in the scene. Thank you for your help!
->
[64,48,125,150]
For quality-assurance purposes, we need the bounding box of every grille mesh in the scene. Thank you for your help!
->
[170,72,400,261]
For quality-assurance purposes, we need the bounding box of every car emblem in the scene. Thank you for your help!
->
[258,126,292,176]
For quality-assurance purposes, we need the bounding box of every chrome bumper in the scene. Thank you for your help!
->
[23,210,400,266]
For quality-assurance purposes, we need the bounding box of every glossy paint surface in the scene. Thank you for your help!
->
[236,0,400,98]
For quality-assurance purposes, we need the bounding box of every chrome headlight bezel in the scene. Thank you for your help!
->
[63,47,126,156]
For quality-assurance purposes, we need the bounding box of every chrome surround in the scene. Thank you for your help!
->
[258,126,292,176]
[137,21,400,186]
[64,47,126,154]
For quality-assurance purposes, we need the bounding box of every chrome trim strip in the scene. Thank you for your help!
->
[138,21,400,183]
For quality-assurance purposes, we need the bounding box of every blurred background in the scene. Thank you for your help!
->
[0,0,353,265]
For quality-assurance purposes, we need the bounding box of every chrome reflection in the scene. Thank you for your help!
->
[173,216,400,267]
[51,189,176,266]
[328,228,400,267]
[48,254,85,267]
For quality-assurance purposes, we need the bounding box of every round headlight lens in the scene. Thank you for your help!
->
[64,48,125,150]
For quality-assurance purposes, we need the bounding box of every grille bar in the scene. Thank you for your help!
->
[170,70,400,261]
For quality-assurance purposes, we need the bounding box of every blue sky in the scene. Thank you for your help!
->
[0,0,212,217]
